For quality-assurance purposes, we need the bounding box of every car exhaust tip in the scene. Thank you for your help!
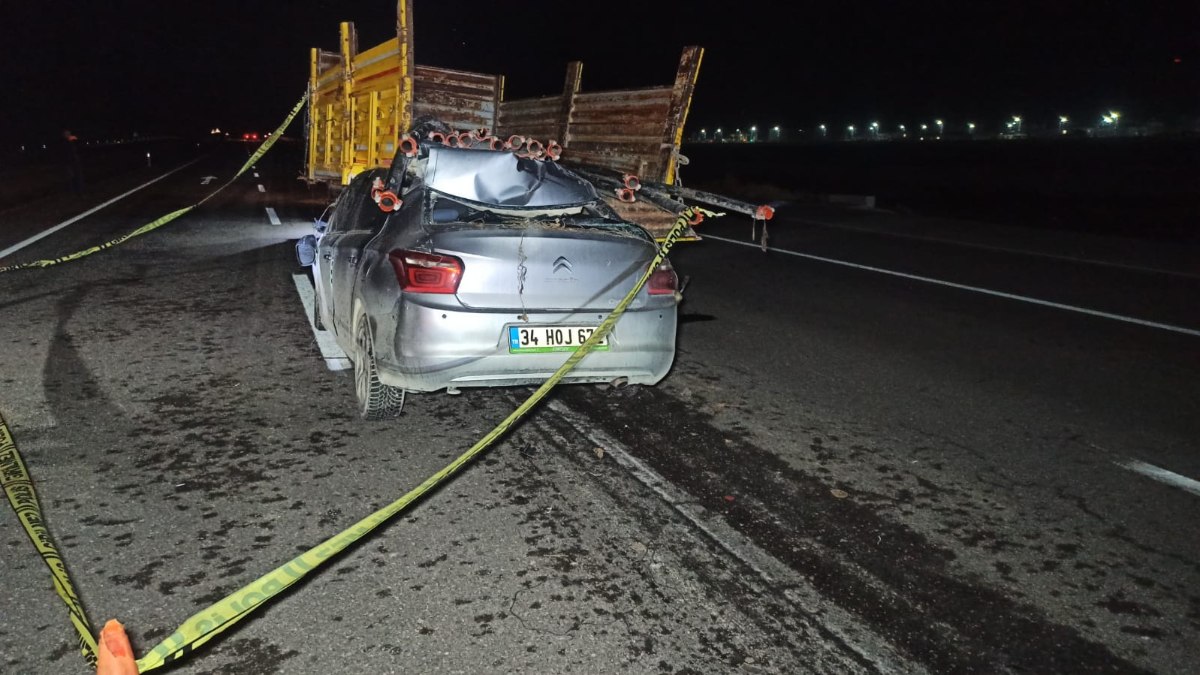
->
[608,376,629,389]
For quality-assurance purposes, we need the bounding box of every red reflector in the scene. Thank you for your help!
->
[388,249,463,294]
[647,262,678,295]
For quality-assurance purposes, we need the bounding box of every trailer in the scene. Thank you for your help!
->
[304,1,772,241]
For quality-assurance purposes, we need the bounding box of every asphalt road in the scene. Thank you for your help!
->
[1,142,1197,674]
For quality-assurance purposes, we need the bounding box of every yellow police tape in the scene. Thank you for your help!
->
[0,416,98,666]
[132,206,701,671]
[0,92,308,275]
[1,205,702,672]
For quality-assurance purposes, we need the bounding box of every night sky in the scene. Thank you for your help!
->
[6,0,1197,146]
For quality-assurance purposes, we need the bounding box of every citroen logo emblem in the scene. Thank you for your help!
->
[552,256,573,274]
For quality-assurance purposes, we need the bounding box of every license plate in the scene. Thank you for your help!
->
[508,325,609,353]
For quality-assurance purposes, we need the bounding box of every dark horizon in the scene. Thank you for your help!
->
[6,0,1197,145]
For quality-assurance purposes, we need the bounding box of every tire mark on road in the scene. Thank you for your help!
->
[560,386,1150,674]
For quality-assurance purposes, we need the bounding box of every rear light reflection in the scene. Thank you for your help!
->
[647,262,678,295]
[388,249,463,294]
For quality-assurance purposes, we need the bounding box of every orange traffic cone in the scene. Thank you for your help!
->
[96,620,139,675]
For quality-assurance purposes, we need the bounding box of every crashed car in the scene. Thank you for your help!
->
[297,141,680,419]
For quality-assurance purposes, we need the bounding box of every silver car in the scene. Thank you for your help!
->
[297,144,679,418]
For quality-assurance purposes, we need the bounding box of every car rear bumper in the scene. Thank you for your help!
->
[374,296,677,392]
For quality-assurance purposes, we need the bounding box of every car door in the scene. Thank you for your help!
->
[328,170,390,338]
[314,181,358,340]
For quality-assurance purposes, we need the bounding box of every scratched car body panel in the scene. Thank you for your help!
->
[299,145,678,411]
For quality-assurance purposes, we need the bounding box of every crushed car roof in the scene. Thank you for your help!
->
[422,146,598,209]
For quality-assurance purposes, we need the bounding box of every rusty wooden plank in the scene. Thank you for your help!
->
[570,114,671,131]
[573,97,673,113]
[414,65,501,89]
[413,102,494,130]
[414,102,495,118]
[598,196,697,241]
[413,88,496,109]
[414,83,500,104]
[496,126,559,141]
[575,88,674,103]
[572,105,672,122]
[559,61,583,146]
[661,46,703,184]
[498,96,562,112]
[413,78,499,97]
[566,148,661,164]
[568,120,666,136]
[567,135,664,146]
[497,117,560,132]
[396,0,414,132]
[414,80,499,99]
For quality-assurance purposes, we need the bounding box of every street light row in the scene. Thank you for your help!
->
[697,111,1123,140]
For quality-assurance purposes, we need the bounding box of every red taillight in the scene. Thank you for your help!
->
[388,249,463,294]
[647,262,678,295]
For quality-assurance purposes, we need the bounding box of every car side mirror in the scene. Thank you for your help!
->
[295,234,317,266]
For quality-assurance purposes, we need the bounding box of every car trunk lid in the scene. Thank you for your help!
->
[430,226,655,311]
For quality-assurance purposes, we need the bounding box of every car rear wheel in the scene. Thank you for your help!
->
[353,314,405,419]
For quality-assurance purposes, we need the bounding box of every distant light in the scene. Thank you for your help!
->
[847,125,855,131]
[716,128,722,132]
[870,121,879,128]
[750,126,757,131]
[1061,129,1067,135]
[920,124,928,130]
[1058,116,1068,124]
[1012,115,1022,123]
[1174,56,1183,64]
[772,125,780,131]
[935,119,943,125]
[1102,115,1113,124]
[967,122,976,129]
[1108,110,1120,120]
[818,124,826,130]
[898,124,906,131]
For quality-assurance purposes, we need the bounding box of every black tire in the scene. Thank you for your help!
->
[353,314,405,419]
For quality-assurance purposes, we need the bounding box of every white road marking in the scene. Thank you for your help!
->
[794,217,1200,279]
[291,273,351,371]
[1116,460,1200,498]
[257,184,266,193]
[265,207,282,225]
[0,157,204,261]
[704,234,1200,338]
